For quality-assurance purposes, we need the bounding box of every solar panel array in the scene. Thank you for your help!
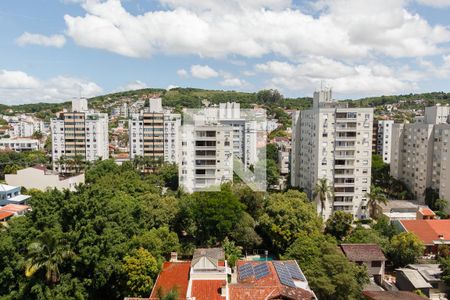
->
[239,262,271,280]
[254,263,270,279]
[273,261,296,288]
[285,261,306,281]
[238,263,254,280]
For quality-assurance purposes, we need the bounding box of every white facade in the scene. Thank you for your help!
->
[180,123,234,193]
[6,167,85,192]
[0,138,40,152]
[391,105,450,204]
[72,98,89,112]
[51,99,109,171]
[376,120,394,164]
[291,89,374,220]
[163,112,181,164]
[9,120,47,138]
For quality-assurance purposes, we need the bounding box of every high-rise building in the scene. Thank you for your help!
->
[178,103,261,193]
[51,99,109,172]
[180,123,234,193]
[291,89,374,220]
[376,120,394,164]
[128,98,181,164]
[391,104,450,203]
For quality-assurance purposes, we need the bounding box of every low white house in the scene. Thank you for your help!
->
[5,166,84,192]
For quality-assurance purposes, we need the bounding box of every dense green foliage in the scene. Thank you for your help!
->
[284,232,369,300]
[387,232,425,268]
[324,211,353,241]
[0,150,49,179]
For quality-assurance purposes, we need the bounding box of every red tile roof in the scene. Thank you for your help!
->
[149,262,190,300]
[400,219,450,245]
[363,291,427,300]
[0,204,29,213]
[0,211,14,221]
[229,261,315,300]
[191,280,226,300]
[340,244,386,262]
[419,207,435,216]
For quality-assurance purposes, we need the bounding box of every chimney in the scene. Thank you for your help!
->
[170,252,178,262]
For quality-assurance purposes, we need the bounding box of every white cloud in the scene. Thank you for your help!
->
[167,84,179,90]
[0,70,40,89]
[190,65,219,79]
[255,58,417,96]
[416,0,450,7]
[60,0,450,60]
[16,32,66,48]
[120,80,148,91]
[0,70,102,104]
[220,77,245,87]
[177,69,188,78]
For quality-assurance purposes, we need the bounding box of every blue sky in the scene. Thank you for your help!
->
[1,0,450,104]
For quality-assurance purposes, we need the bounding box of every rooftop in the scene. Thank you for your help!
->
[399,219,450,244]
[362,291,429,300]
[149,261,190,300]
[0,184,19,192]
[406,264,442,282]
[418,207,435,217]
[396,268,432,289]
[229,260,315,300]
[0,211,14,221]
[340,244,386,262]
[378,200,419,213]
[0,204,30,213]
[191,280,226,300]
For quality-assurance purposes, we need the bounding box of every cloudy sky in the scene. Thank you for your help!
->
[1,0,450,104]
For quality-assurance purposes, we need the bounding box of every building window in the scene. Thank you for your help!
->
[371,261,382,267]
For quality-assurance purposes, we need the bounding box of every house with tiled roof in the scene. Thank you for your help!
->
[362,290,429,300]
[149,249,316,300]
[396,219,450,254]
[229,260,316,300]
[149,248,229,300]
[340,244,386,284]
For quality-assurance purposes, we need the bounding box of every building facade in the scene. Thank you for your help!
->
[128,98,181,164]
[51,99,109,172]
[291,89,374,220]
[180,123,234,193]
[376,120,394,164]
[390,104,450,204]
[0,138,40,152]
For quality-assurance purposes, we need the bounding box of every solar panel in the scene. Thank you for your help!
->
[286,262,306,281]
[273,261,296,288]
[238,263,254,280]
[254,263,270,280]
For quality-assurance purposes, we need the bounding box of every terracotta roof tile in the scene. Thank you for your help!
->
[363,291,427,300]
[340,244,386,262]
[0,204,29,213]
[149,262,190,300]
[400,219,450,245]
[0,211,14,221]
[419,207,435,216]
[191,280,226,300]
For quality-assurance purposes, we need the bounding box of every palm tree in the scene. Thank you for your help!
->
[73,155,85,174]
[313,178,333,218]
[25,231,74,284]
[365,185,387,219]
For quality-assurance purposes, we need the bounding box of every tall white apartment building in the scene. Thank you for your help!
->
[180,123,234,193]
[179,103,261,193]
[291,89,374,220]
[376,120,394,164]
[128,98,181,164]
[391,104,450,203]
[51,99,109,172]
